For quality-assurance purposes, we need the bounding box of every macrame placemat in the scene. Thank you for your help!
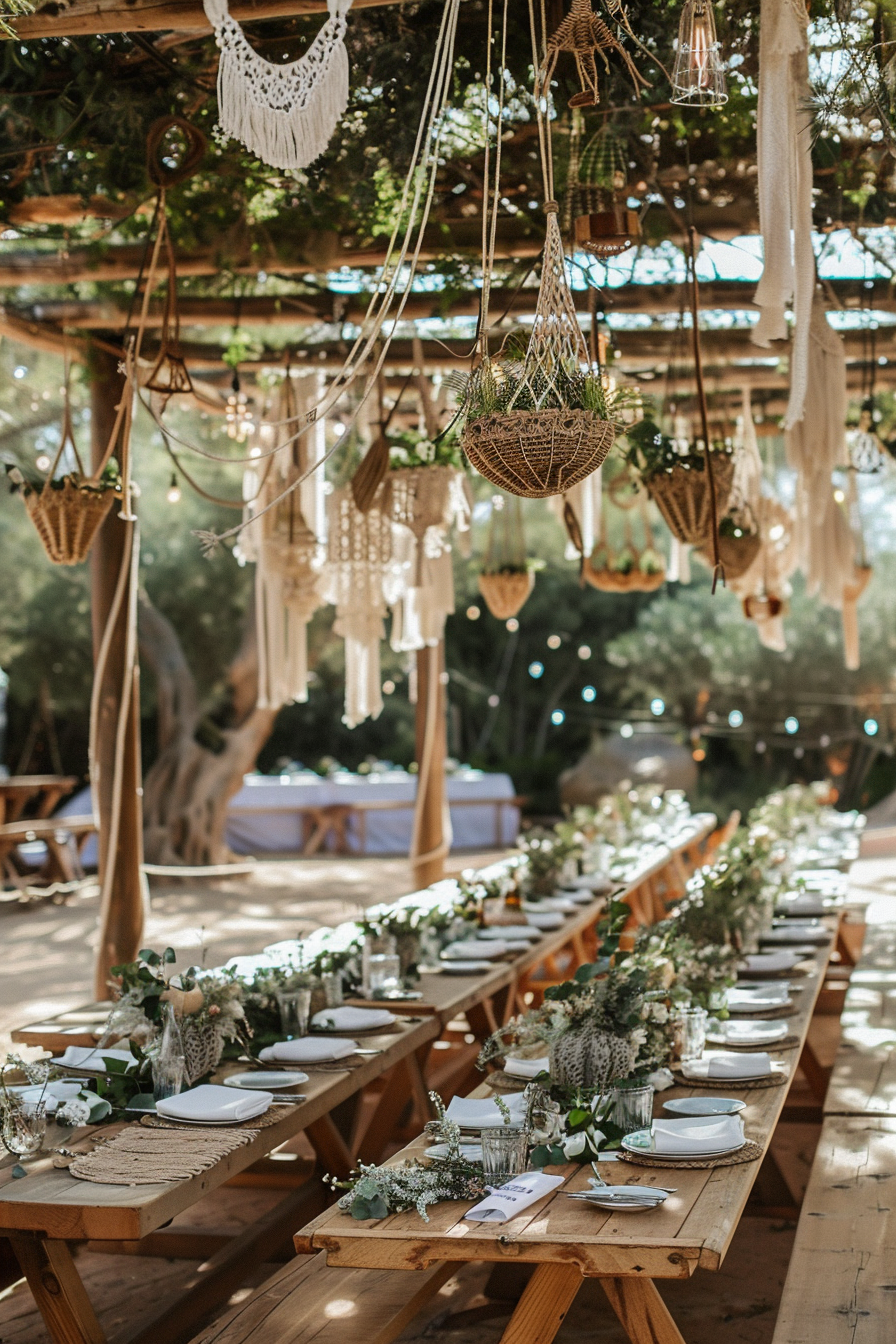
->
[706,1034,801,1052]
[69,1125,253,1185]
[672,1069,789,1091]
[140,1107,280,1131]
[617,1138,763,1171]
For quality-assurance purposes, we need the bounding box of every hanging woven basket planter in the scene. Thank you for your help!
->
[461,205,625,501]
[21,476,119,567]
[464,407,616,500]
[714,528,761,580]
[478,568,534,619]
[645,452,735,547]
[574,206,642,258]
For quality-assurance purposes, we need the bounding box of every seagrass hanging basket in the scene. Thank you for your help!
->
[645,452,735,547]
[464,408,615,500]
[22,477,118,566]
[478,569,534,620]
[714,529,761,579]
[462,204,617,500]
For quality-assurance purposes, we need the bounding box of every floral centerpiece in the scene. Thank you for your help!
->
[517,827,583,899]
[104,947,250,1084]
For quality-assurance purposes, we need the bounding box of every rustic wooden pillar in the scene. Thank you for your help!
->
[410,640,450,888]
[90,343,145,998]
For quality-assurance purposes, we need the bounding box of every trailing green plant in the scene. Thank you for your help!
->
[623,416,734,481]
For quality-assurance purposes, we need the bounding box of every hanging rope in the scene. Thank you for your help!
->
[687,225,723,591]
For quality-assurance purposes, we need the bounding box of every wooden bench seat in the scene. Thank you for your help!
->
[192,1251,454,1344]
[772,1113,896,1343]
[0,814,96,888]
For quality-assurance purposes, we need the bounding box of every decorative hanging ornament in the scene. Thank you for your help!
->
[226,371,254,443]
[541,0,649,107]
[670,0,728,108]
[203,0,353,172]
[571,120,641,256]
[144,212,194,401]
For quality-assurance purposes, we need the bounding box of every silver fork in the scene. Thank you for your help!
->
[590,1162,677,1193]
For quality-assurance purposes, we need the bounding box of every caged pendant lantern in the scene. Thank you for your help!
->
[670,0,727,108]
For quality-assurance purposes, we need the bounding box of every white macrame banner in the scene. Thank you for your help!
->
[752,0,815,427]
[204,0,353,171]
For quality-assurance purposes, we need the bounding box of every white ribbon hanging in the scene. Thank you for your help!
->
[204,0,353,171]
[752,0,815,428]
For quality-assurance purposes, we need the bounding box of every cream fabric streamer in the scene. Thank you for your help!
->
[204,0,353,171]
[324,485,392,728]
[752,0,815,427]
[786,301,850,605]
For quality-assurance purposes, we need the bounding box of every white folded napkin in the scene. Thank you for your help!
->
[523,912,564,930]
[649,1114,744,1155]
[446,1093,527,1128]
[465,1172,564,1222]
[441,940,507,960]
[742,952,799,973]
[707,1052,771,1079]
[727,985,788,1009]
[156,1083,272,1124]
[504,1057,549,1080]
[721,1020,787,1044]
[259,1037,357,1064]
[477,926,540,941]
[311,1007,395,1031]
[57,1046,137,1072]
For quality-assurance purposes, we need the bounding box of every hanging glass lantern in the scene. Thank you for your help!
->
[671,0,728,108]
[849,396,886,474]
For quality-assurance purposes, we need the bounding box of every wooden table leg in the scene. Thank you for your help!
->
[600,1277,688,1344]
[497,1262,582,1344]
[306,1113,355,1179]
[8,1233,107,1344]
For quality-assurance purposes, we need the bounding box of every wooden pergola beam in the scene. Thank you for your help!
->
[14,277,896,329]
[11,0,403,38]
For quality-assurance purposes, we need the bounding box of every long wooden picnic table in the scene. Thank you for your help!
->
[297,927,840,1344]
[2,815,718,1343]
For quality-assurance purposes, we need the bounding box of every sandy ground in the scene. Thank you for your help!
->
[0,849,892,1343]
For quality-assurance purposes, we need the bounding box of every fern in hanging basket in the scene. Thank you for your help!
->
[624,417,734,547]
[460,206,635,500]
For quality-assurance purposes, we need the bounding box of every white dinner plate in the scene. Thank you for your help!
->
[224,1071,308,1090]
[477,926,541,942]
[621,1128,745,1160]
[706,1020,789,1047]
[662,1097,746,1117]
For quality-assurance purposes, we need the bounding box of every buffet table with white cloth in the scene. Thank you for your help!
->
[225,769,520,856]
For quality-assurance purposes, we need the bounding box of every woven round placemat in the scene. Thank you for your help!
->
[706,1034,800,1051]
[486,1069,543,1092]
[140,1106,280,1131]
[728,1004,797,1020]
[70,1125,253,1185]
[617,1138,763,1171]
[672,1069,789,1090]
[304,1054,372,1071]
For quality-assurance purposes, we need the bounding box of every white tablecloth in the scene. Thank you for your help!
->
[226,771,519,855]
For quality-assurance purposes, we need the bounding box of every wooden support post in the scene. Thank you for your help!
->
[410,640,449,889]
[89,344,145,999]
[600,1277,687,1344]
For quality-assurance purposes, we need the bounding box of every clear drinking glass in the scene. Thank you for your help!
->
[152,1054,186,1102]
[322,972,344,1008]
[675,1006,708,1062]
[366,954,401,999]
[276,987,312,1038]
[2,1100,47,1162]
[611,1084,655,1136]
[480,1126,529,1183]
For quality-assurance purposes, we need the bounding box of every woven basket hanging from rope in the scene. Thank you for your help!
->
[702,517,761,580]
[646,451,735,547]
[462,208,616,500]
[21,389,119,566]
[478,493,534,619]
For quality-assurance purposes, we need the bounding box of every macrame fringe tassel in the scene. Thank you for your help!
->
[256,570,311,708]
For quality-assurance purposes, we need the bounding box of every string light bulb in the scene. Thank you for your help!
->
[226,371,254,443]
[166,472,182,504]
[35,453,51,472]
[671,0,728,108]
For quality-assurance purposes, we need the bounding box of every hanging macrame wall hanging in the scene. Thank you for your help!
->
[244,375,325,709]
[203,0,353,171]
[387,466,471,652]
[324,484,393,728]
